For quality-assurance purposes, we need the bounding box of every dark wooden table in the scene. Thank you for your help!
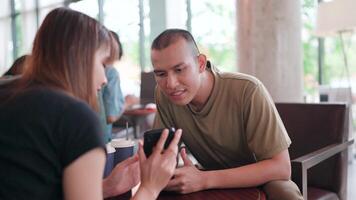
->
[157,188,266,200]
[108,188,266,200]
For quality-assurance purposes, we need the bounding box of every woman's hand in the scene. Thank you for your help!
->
[133,129,182,200]
[102,156,140,198]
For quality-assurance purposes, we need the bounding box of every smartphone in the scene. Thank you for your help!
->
[143,128,176,157]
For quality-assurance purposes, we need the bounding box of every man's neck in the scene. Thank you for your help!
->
[189,70,214,111]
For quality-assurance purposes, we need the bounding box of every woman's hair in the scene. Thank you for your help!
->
[19,8,118,110]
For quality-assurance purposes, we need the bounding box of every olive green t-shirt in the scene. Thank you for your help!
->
[154,65,291,170]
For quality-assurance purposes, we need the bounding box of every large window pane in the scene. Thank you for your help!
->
[17,0,37,55]
[69,0,99,19]
[302,0,356,134]
[39,0,63,22]
[190,0,236,72]
[103,0,142,96]
[0,0,12,74]
[302,0,319,98]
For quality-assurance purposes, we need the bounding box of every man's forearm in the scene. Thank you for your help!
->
[203,158,290,189]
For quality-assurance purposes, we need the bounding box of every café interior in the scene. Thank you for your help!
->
[1,0,356,199]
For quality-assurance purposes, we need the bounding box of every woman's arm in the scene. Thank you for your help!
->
[63,148,106,200]
[132,129,182,200]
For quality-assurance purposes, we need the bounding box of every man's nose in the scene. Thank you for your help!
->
[166,74,178,89]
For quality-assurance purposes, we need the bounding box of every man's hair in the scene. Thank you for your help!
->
[110,31,123,60]
[151,29,200,56]
[16,8,118,110]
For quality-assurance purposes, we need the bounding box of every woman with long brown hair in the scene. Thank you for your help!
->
[0,8,181,200]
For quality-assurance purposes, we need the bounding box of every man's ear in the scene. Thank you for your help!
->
[197,54,207,73]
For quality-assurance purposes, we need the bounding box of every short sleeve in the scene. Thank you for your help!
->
[243,83,291,161]
[57,101,105,167]
[103,67,125,117]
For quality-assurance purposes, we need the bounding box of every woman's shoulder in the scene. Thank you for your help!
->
[35,87,94,113]
[28,86,79,104]
[17,86,95,116]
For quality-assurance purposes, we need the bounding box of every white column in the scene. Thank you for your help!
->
[237,0,303,102]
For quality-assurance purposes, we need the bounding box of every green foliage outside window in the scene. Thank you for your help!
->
[302,0,356,93]
[302,0,319,96]
[191,0,236,72]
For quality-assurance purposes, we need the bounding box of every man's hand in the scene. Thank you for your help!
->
[102,155,140,198]
[165,148,205,194]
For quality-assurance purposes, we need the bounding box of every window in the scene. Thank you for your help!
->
[69,0,98,19]
[302,0,319,98]
[0,0,13,73]
[102,0,144,96]
[190,0,237,72]
[0,0,64,75]
[302,0,356,97]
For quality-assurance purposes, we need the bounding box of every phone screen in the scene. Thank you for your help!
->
[143,128,176,156]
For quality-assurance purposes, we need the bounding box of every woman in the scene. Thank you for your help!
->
[0,8,181,200]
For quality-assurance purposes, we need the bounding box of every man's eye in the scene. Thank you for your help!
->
[155,73,166,77]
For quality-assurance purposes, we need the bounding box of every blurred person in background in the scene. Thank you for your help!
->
[0,55,29,86]
[2,55,28,77]
[99,31,139,143]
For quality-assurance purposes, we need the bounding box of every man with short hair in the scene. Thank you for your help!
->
[151,29,303,200]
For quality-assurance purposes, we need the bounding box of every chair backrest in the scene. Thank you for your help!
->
[275,103,349,199]
[140,71,156,105]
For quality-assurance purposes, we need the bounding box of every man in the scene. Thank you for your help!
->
[151,29,303,200]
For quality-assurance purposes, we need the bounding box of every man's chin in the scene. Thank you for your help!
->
[169,97,190,106]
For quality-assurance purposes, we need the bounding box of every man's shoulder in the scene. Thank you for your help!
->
[218,71,260,85]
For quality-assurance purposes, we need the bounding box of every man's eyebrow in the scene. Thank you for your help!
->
[172,62,185,69]
[153,62,185,73]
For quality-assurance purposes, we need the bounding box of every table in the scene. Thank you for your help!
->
[157,188,266,200]
[109,188,266,200]
[123,108,156,138]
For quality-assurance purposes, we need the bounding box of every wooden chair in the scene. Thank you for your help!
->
[140,71,156,105]
[275,103,354,200]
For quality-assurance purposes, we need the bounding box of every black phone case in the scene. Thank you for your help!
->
[143,128,175,156]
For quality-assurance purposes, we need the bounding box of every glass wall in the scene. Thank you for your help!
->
[0,0,64,75]
[302,0,319,98]
[190,0,237,72]
[0,0,237,80]
[69,0,98,19]
[0,0,13,72]
[302,0,356,98]
[302,0,356,131]
[103,0,143,96]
